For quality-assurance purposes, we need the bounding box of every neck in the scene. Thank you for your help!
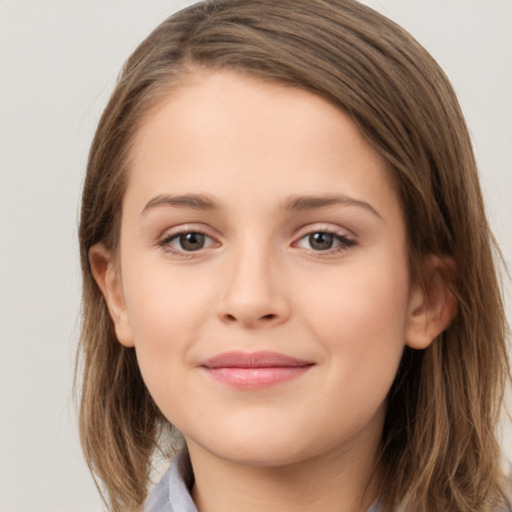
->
[187,432,382,512]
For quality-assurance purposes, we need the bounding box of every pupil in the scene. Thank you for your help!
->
[180,232,204,251]
[309,232,333,250]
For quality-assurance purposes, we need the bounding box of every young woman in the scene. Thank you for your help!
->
[76,1,511,511]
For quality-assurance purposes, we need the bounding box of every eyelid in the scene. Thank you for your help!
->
[156,223,219,241]
[292,223,357,254]
[293,223,356,241]
[155,222,357,257]
[156,224,221,256]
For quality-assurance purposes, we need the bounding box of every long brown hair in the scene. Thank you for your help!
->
[76,1,511,510]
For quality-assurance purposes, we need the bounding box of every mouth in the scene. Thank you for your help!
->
[200,351,315,389]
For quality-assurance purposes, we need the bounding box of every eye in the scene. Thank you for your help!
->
[295,230,355,252]
[159,231,216,253]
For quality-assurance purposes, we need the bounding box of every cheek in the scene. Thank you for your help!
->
[295,260,410,442]
[299,255,410,382]
[123,260,212,340]
[120,261,215,400]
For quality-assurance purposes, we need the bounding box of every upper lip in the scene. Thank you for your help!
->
[200,351,314,369]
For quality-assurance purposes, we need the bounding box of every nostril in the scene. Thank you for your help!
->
[223,312,277,323]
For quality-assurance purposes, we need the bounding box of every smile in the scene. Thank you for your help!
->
[200,351,315,389]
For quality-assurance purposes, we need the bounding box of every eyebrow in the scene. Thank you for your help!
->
[142,193,218,213]
[282,194,382,219]
[141,193,382,219]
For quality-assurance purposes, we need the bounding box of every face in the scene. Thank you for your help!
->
[94,70,431,470]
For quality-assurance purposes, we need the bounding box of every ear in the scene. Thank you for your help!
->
[405,255,457,350]
[89,244,135,347]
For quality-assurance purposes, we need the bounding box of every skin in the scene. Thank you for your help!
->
[91,70,454,512]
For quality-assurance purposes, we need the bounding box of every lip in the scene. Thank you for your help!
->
[200,351,315,389]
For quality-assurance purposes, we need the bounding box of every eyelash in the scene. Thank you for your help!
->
[157,228,357,258]
[157,230,218,258]
[294,230,356,254]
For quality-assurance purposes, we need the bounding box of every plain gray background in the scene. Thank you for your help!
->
[1,1,511,510]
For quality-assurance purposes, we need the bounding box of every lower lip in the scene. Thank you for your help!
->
[203,366,312,389]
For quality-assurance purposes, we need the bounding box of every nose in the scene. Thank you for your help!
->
[216,245,291,328]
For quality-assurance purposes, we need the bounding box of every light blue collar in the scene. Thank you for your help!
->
[145,450,380,512]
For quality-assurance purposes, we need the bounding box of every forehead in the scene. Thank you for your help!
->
[126,69,402,225]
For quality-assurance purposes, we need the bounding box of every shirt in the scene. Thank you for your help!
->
[144,450,381,512]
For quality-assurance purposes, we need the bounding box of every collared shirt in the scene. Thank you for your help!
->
[144,451,381,512]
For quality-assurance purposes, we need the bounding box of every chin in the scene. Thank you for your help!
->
[214,443,311,467]
[187,424,331,468]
